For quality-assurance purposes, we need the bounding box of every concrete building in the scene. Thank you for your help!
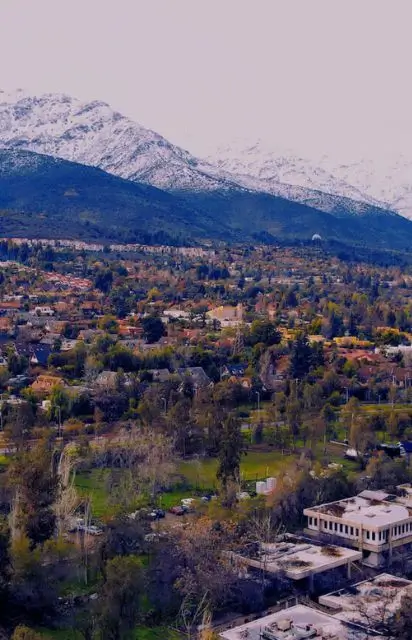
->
[219,604,365,640]
[304,489,412,567]
[228,537,361,590]
[319,573,412,632]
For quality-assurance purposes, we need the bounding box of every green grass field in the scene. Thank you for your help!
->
[74,469,112,518]
[178,450,295,491]
[75,450,297,518]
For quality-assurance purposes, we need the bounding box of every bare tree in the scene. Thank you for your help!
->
[54,443,81,535]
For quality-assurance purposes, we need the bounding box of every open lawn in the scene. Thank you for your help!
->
[75,450,297,517]
[177,450,296,492]
[74,469,112,518]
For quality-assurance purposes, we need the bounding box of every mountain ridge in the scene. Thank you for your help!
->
[0,90,402,222]
[1,148,411,250]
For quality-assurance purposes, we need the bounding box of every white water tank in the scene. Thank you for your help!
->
[256,481,267,495]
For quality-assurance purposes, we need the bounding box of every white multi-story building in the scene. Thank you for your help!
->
[304,488,412,567]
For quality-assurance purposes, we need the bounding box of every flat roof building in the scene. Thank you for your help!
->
[319,573,412,633]
[219,604,369,640]
[304,489,412,567]
[229,536,361,587]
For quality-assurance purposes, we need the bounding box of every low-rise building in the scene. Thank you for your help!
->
[304,489,412,567]
[219,604,363,640]
[319,573,412,632]
[31,374,63,394]
[228,536,361,588]
[207,303,244,327]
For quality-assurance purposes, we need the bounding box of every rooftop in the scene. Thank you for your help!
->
[319,573,412,630]
[305,490,412,528]
[219,605,360,640]
[231,538,361,580]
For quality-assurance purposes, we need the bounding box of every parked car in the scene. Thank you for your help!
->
[169,505,185,516]
[181,498,196,508]
[148,508,166,520]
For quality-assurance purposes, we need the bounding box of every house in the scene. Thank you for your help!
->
[147,369,173,383]
[163,308,191,321]
[304,488,412,567]
[221,364,247,379]
[45,320,67,335]
[7,375,30,391]
[31,375,63,394]
[95,371,118,389]
[32,306,55,317]
[206,303,244,327]
[94,370,133,389]
[177,367,213,391]
[30,344,53,366]
[61,339,79,351]
[0,317,13,334]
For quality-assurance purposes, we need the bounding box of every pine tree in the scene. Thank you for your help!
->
[217,414,244,490]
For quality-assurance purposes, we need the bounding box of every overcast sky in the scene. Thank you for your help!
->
[1,0,412,159]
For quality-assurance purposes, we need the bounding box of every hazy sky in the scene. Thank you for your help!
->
[1,0,412,158]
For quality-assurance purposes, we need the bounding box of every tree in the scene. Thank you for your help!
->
[289,334,312,379]
[97,555,144,639]
[8,443,58,546]
[361,455,410,493]
[349,416,376,468]
[94,268,113,294]
[394,592,412,639]
[4,403,35,451]
[142,316,166,344]
[217,414,244,491]
[7,352,28,377]
[285,398,302,447]
[48,385,70,423]
[11,627,42,640]
[98,315,119,333]
[249,320,281,347]
[0,517,11,599]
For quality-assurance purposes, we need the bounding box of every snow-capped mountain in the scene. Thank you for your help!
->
[0,89,239,193]
[317,155,412,219]
[208,139,412,219]
[0,90,409,221]
[208,140,384,207]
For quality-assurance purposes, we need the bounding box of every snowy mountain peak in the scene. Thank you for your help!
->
[0,91,233,193]
[209,139,412,219]
[0,90,409,220]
